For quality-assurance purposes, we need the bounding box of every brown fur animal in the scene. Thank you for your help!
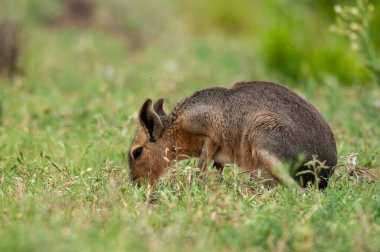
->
[128,81,337,189]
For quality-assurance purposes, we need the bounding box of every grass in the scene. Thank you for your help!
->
[1,1,380,251]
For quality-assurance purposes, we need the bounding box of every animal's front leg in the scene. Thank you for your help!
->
[198,137,219,172]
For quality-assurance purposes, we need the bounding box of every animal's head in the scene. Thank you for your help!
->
[128,98,172,185]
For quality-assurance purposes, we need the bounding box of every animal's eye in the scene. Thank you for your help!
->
[132,147,143,160]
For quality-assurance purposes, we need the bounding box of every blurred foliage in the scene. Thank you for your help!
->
[332,0,380,85]
[177,0,380,84]
[0,0,379,85]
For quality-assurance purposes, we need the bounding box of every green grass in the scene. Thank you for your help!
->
[1,1,380,251]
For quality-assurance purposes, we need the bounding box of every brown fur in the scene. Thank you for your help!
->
[128,81,337,189]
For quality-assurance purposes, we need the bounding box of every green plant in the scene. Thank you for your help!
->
[331,0,380,85]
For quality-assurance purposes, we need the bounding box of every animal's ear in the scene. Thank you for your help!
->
[139,99,163,142]
[153,98,167,117]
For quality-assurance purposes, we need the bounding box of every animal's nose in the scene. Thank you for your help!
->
[129,174,137,183]
[129,175,143,188]
[128,177,135,184]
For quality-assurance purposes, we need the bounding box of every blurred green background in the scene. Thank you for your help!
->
[1,0,380,87]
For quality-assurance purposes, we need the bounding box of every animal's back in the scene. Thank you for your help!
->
[172,81,337,188]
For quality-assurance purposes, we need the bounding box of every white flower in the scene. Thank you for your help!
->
[350,7,359,16]
[347,154,358,166]
[350,23,362,32]
[349,32,358,40]
[334,5,343,14]
[351,42,359,51]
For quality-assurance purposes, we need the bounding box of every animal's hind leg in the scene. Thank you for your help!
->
[257,149,299,189]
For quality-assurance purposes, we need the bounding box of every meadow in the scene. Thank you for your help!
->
[0,0,380,251]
